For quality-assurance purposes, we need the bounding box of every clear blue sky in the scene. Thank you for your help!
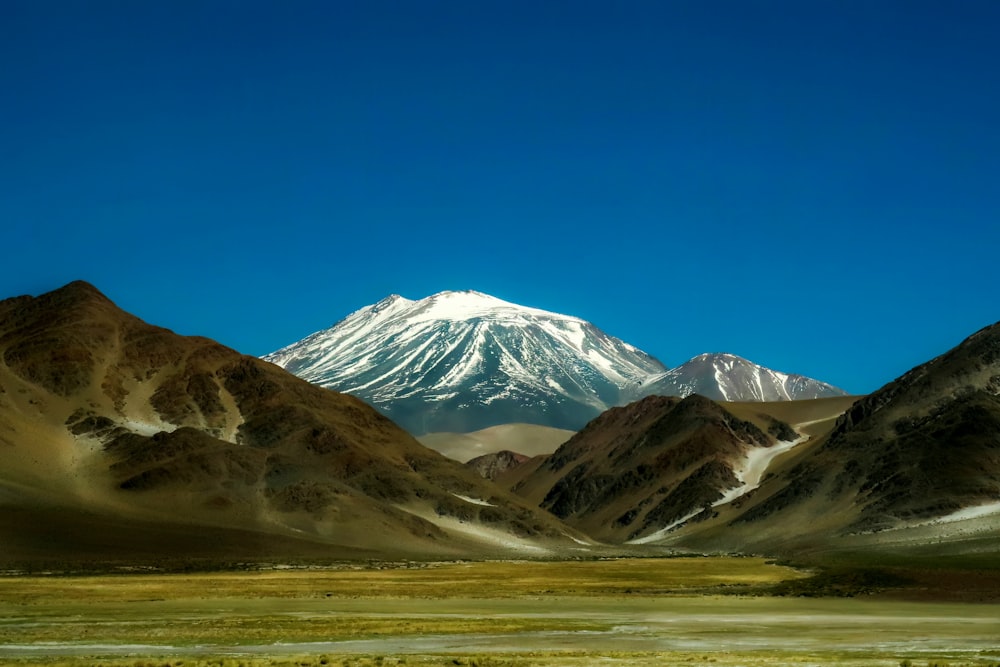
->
[2,1,998,395]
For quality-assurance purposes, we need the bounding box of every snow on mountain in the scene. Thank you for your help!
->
[634,353,847,403]
[264,291,667,434]
[264,293,847,435]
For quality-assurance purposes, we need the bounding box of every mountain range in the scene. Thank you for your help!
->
[264,290,846,434]
[1,281,997,566]
[704,320,1000,546]
[636,352,848,402]
[501,321,1000,553]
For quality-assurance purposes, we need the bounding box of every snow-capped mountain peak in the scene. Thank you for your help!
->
[264,291,665,434]
[636,352,845,403]
[400,290,585,325]
[265,292,847,434]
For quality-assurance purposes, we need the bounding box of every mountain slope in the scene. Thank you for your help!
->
[0,281,579,564]
[264,290,666,434]
[265,293,846,434]
[666,321,1000,554]
[507,394,798,543]
[635,353,847,402]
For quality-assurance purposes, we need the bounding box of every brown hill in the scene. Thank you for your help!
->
[507,394,795,542]
[721,395,861,439]
[0,281,579,565]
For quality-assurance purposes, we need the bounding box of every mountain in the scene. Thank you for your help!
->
[634,353,847,402]
[264,292,846,434]
[4,282,994,565]
[662,322,1000,554]
[0,281,581,565]
[264,290,665,434]
[505,394,800,543]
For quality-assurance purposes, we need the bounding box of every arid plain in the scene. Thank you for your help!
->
[2,558,1000,667]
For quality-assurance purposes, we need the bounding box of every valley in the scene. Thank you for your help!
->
[1,281,998,666]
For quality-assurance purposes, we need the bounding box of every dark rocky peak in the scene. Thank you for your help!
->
[827,319,1000,443]
[641,394,770,447]
[1,280,127,337]
[585,395,681,433]
[543,395,681,474]
[52,280,111,302]
[21,280,117,314]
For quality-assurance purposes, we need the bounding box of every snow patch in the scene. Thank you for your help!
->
[560,320,587,350]
[627,510,702,545]
[451,493,495,507]
[713,365,731,401]
[738,436,806,492]
[630,435,809,545]
[586,349,619,375]
[715,436,807,508]
[417,511,550,554]
[120,418,176,437]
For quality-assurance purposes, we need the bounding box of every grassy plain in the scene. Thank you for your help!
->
[1,558,998,667]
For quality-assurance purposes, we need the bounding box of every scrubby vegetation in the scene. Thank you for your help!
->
[768,567,915,597]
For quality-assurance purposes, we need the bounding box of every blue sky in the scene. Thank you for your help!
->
[2,0,998,395]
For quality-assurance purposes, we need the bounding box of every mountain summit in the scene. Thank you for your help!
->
[634,353,845,403]
[264,290,665,434]
[265,291,847,434]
